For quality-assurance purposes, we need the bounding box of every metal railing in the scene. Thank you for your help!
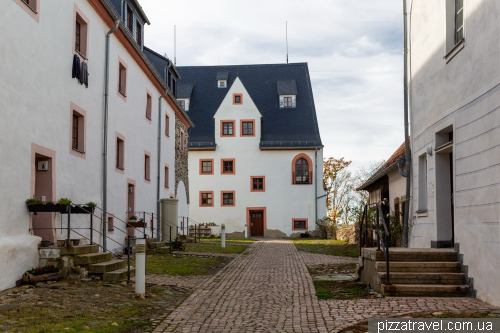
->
[359,203,391,285]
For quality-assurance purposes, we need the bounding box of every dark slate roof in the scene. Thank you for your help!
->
[143,47,169,84]
[277,80,297,95]
[177,84,194,99]
[107,0,150,25]
[108,0,122,16]
[216,72,229,80]
[176,63,322,148]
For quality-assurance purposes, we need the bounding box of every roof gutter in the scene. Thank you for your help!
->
[356,163,399,191]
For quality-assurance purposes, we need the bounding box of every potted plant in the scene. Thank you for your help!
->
[127,216,146,228]
[71,201,97,214]
[71,239,80,246]
[129,215,138,223]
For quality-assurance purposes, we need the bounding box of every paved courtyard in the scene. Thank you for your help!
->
[152,240,497,333]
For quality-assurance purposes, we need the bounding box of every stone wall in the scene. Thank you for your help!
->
[336,224,358,244]
[175,118,189,204]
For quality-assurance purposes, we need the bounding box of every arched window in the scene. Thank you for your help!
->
[295,158,310,184]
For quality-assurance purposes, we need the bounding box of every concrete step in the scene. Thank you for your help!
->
[363,248,457,262]
[382,284,469,297]
[74,252,112,265]
[88,260,127,274]
[157,246,170,254]
[375,261,462,273]
[103,266,136,282]
[378,272,465,285]
[148,242,166,249]
[60,245,100,255]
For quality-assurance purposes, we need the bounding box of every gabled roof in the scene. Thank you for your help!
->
[177,84,194,99]
[176,63,322,148]
[357,140,410,191]
[277,80,297,95]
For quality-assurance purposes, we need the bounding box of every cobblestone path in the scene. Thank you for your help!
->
[152,239,497,333]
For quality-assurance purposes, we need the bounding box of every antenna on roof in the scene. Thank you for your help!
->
[286,21,289,64]
[174,25,177,66]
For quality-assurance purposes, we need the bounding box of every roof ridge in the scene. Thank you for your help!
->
[176,63,308,69]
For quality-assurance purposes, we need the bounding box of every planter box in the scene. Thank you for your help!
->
[70,206,95,214]
[127,221,146,228]
[28,205,69,213]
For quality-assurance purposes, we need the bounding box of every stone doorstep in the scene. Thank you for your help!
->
[103,267,136,282]
[74,252,112,265]
[378,272,465,285]
[362,248,457,262]
[88,260,127,274]
[382,284,469,297]
[375,261,462,273]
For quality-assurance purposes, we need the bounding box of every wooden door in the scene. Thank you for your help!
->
[250,211,264,237]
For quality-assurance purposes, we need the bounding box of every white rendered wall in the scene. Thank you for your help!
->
[410,0,500,306]
[0,0,177,289]
[188,78,325,236]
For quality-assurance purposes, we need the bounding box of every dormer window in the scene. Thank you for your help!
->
[216,71,229,88]
[176,84,193,111]
[277,80,297,109]
[178,99,189,111]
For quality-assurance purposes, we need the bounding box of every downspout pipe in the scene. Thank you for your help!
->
[102,19,120,251]
[403,0,411,248]
[398,156,407,177]
[157,90,168,241]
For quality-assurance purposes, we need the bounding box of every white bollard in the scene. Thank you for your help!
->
[221,223,225,249]
[244,224,247,238]
[135,238,146,294]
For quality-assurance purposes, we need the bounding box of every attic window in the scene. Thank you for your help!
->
[216,72,229,88]
[280,95,296,108]
[277,80,297,108]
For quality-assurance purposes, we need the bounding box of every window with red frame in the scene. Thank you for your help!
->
[222,122,233,136]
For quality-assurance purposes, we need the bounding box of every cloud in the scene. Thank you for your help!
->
[141,0,406,170]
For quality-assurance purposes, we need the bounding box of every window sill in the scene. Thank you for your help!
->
[21,0,37,13]
[75,49,88,60]
[119,91,127,98]
[416,209,428,217]
[146,116,151,121]
[72,148,85,154]
[116,166,125,171]
[145,178,151,181]
[444,39,465,64]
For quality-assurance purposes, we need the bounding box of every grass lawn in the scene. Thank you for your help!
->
[198,238,257,244]
[314,280,370,300]
[291,239,360,257]
[133,254,230,276]
[184,242,247,254]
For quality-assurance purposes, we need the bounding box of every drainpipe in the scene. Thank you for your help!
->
[403,0,411,248]
[157,90,168,241]
[102,19,120,251]
[398,156,407,177]
[315,148,318,227]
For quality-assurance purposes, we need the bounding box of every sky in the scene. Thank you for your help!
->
[142,0,406,171]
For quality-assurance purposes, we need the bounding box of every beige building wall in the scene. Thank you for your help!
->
[409,0,500,306]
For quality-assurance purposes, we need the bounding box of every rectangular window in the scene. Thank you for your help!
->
[75,21,81,53]
[284,97,292,107]
[179,100,185,110]
[136,21,141,46]
[146,93,152,120]
[220,81,225,87]
[418,154,428,211]
[72,114,79,150]
[108,216,114,232]
[222,192,234,206]
[242,122,253,135]
[116,137,124,170]
[222,122,233,136]
[127,7,133,31]
[165,114,170,137]
[294,220,307,230]
[233,94,242,104]
[455,0,464,44]
[252,177,264,191]
[118,62,127,97]
[164,166,169,188]
[202,161,212,173]
[223,161,233,173]
[180,130,185,149]
[144,153,151,181]
[200,192,213,206]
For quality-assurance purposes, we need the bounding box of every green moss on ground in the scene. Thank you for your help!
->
[313,280,370,300]
[134,254,231,276]
[184,242,247,254]
[291,239,360,257]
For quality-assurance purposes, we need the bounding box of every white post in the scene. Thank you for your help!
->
[135,238,146,294]
[244,224,247,238]
[221,223,225,249]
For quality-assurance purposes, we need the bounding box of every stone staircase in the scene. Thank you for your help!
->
[40,244,135,282]
[359,248,469,297]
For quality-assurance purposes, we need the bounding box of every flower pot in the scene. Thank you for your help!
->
[28,205,69,213]
[70,206,95,214]
[71,239,80,246]
[40,240,51,247]
[127,221,146,228]
[57,240,67,247]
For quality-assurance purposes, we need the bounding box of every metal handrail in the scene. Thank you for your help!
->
[359,203,391,285]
